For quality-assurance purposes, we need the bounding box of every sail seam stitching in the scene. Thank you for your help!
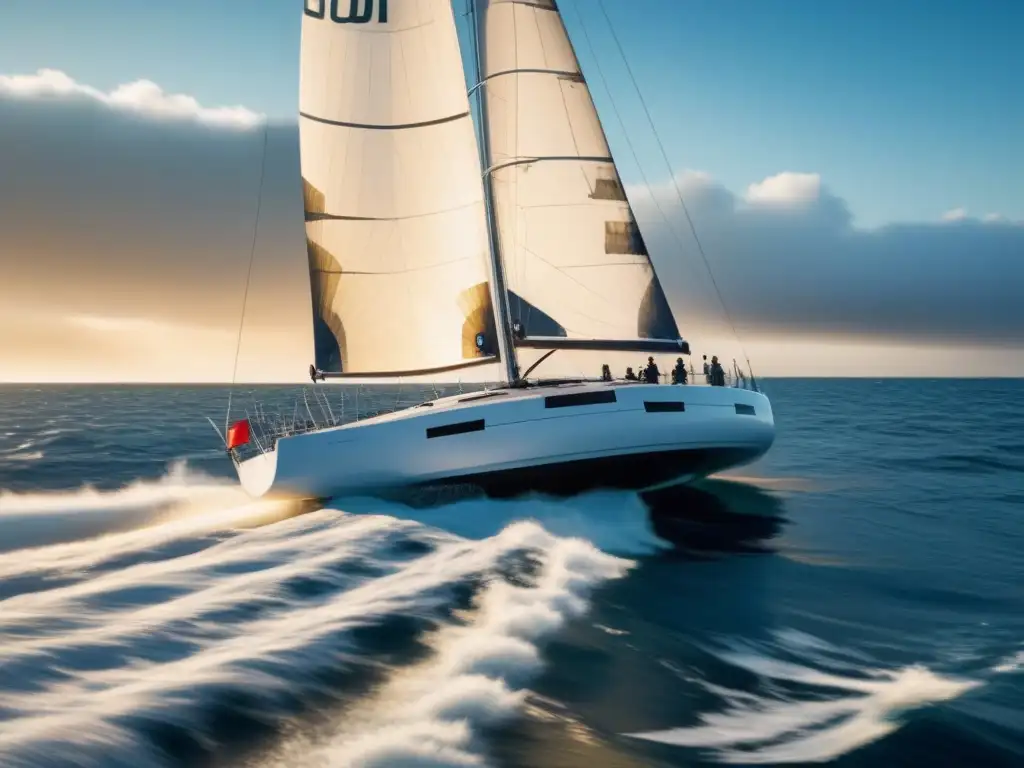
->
[299,110,469,130]
[317,356,498,379]
[468,67,579,95]
[305,200,481,223]
[494,0,558,9]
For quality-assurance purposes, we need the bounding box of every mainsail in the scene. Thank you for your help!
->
[300,0,499,376]
[474,0,687,354]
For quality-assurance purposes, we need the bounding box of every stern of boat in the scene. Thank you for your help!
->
[722,385,776,464]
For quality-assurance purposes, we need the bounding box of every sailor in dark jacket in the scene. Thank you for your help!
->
[644,356,660,384]
[672,357,688,384]
[709,355,726,386]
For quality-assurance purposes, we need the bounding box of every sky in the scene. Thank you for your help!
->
[0,0,1021,382]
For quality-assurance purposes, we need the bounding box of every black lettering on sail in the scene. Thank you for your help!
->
[304,0,388,23]
[332,0,372,23]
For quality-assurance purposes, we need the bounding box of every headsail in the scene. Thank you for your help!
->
[474,0,687,354]
[300,0,499,377]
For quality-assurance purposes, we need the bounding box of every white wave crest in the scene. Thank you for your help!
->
[0,451,44,462]
[335,488,669,557]
[312,534,630,768]
[993,650,1023,674]
[624,637,981,764]
[0,473,630,768]
[0,460,302,561]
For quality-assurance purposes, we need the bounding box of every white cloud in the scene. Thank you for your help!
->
[630,169,1024,349]
[2,82,1022,379]
[0,305,304,383]
[0,68,262,129]
[940,209,1015,225]
[744,171,822,205]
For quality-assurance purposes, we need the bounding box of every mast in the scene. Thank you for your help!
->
[469,0,520,385]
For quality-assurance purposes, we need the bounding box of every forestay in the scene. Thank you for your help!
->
[300,0,499,376]
[475,0,685,352]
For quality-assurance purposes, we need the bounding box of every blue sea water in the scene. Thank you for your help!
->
[0,379,1021,767]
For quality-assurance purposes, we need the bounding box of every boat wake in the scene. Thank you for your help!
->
[0,463,636,768]
[0,460,305,557]
[2,464,1016,766]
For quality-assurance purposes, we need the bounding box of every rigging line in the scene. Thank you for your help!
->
[594,0,754,371]
[568,2,711,300]
[226,121,270,438]
[517,240,626,319]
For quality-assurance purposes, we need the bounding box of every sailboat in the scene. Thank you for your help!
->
[226,0,775,500]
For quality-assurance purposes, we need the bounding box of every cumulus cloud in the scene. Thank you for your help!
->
[0,82,302,327]
[942,207,968,221]
[0,73,307,382]
[744,171,823,206]
[0,71,1021,380]
[632,171,1024,349]
[0,69,263,129]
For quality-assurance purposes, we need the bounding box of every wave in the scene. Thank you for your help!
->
[293,533,628,767]
[0,460,305,559]
[993,650,1024,675]
[0,450,44,462]
[0,464,636,768]
[333,489,669,558]
[5,460,1010,766]
[624,631,986,764]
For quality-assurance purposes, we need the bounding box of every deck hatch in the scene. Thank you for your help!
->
[544,390,617,409]
[735,403,756,416]
[644,401,685,413]
[426,419,485,439]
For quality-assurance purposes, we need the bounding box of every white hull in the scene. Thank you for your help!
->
[233,381,774,501]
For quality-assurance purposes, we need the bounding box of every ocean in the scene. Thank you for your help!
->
[0,379,1021,768]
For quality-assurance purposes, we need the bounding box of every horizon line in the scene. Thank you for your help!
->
[2,375,1023,386]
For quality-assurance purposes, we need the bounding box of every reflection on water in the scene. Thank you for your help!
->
[486,478,791,768]
[641,478,787,556]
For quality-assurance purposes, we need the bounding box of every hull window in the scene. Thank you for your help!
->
[644,401,685,413]
[544,391,617,409]
[426,419,486,439]
[735,404,756,416]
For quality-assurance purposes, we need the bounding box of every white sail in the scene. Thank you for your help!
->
[300,0,499,376]
[475,0,684,352]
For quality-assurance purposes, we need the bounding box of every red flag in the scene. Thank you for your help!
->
[226,419,251,450]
